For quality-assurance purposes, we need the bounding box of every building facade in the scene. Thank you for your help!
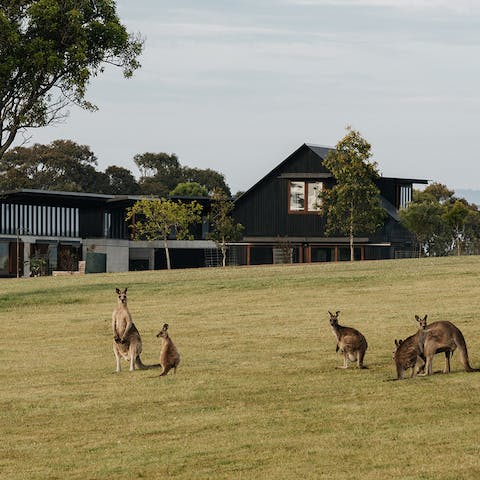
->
[232,144,428,265]
[0,143,428,276]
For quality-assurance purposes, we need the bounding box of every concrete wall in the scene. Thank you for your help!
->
[84,239,129,273]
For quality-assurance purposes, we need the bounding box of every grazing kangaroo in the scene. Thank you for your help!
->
[329,311,368,369]
[392,330,426,380]
[416,314,476,375]
[112,288,159,372]
[156,323,181,376]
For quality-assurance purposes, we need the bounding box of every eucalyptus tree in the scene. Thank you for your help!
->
[320,127,385,261]
[0,0,143,158]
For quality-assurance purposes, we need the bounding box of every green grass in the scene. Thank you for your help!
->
[2,257,480,479]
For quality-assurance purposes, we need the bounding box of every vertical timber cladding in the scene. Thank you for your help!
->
[0,202,80,237]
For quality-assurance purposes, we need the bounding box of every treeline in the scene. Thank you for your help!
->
[399,183,480,256]
[0,140,231,197]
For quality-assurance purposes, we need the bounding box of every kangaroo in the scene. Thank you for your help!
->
[392,329,426,380]
[156,323,181,376]
[112,288,159,372]
[416,314,476,375]
[329,311,368,369]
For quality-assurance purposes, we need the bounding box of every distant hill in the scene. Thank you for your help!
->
[455,189,480,206]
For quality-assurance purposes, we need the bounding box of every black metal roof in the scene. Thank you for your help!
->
[235,143,428,204]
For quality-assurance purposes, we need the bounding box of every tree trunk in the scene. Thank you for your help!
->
[164,238,171,270]
[350,201,355,261]
[221,238,227,267]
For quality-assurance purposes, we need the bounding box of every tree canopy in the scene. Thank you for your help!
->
[0,139,108,192]
[399,182,480,256]
[0,140,232,196]
[134,152,231,197]
[0,0,143,158]
[320,127,385,261]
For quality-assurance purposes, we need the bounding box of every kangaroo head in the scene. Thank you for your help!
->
[115,288,128,305]
[156,323,169,338]
[414,314,428,330]
[328,310,340,327]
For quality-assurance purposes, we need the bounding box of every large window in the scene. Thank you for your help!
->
[289,181,322,213]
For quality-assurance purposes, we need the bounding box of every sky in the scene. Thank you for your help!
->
[22,0,480,196]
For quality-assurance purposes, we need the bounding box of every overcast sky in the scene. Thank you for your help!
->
[23,0,480,195]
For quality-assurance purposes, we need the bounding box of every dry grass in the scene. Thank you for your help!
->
[1,257,480,479]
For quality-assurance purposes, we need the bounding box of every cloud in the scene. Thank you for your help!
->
[284,0,480,13]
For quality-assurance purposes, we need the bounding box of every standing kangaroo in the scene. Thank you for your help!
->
[329,311,368,369]
[392,314,427,379]
[416,314,476,375]
[112,288,159,372]
[156,323,181,376]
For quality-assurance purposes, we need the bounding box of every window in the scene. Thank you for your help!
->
[289,181,322,213]
[398,185,412,209]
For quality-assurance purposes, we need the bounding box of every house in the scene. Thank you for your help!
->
[0,143,427,276]
[232,143,428,264]
[0,189,217,277]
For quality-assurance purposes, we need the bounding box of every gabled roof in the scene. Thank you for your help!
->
[236,143,333,203]
[235,143,429,204]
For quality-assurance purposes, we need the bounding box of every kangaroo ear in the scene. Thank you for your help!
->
[424,314,428,321]
[163,323,169,330]
[336,311,340,316]
[115,288,120,294]
[124,287,128,293]
[415,315,419,321]
[394,339,399,346]
[328,311,333,316]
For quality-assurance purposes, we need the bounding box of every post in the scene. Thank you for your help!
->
[16,229,20,278]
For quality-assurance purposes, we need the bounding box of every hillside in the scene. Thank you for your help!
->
[2,257,480,479]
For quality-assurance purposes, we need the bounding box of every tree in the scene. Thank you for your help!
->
[320,127,385,261]
[134,152,183,196]
[422,183,454,204]
[182,167,231,196]
[104,165,140,195]
[0,1,143,159]
[134,152,232,197]
[399,199,447,256]
[0,139,109,192]
[169,181,209,198]
[443,199,470,256]
[125,197,203,270]
[207,189,244,267]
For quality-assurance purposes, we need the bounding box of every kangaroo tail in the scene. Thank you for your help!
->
[455,333,476,372]
[135,356,161,370]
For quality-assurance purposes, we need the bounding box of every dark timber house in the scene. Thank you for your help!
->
[0,189,216,277]
[0,143,428,276]
[232,143,428,265]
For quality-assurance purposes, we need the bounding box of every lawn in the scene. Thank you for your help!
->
[1,256,480,479]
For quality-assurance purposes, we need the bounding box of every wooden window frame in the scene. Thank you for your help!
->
[288,180,322,214]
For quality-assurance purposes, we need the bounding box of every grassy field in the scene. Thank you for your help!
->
[1,256,480,479]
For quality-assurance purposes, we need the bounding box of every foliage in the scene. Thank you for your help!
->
[134,152,231,197]
[182,167,231,196]
[170,181,209,198]
[104,165,141,195]
[207,189,244,267]
[400,182,480,256]
[0,0,143,159]
[125,196,203,269]
[0,139,109,192]
[2,258,480,479]
[320,127,385,261]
